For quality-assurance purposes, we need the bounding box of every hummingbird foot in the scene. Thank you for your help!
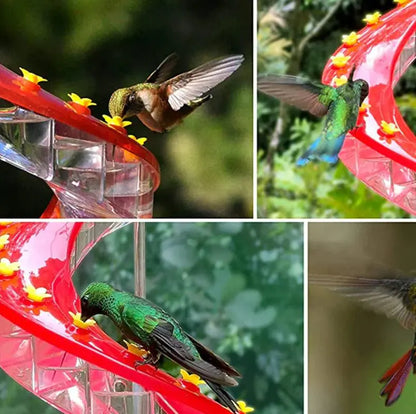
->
[134,351,161,369]
[352,122,365,131]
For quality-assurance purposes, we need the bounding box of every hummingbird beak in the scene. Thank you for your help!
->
[348,65,356,81]
[80,313,88,322]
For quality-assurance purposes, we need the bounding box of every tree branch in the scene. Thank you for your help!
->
[297,0,343,56]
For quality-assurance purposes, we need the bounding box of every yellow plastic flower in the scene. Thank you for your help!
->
[394,0,411,6]
[19,68,47,84]
[333,75,348,87]
[103,115,132,129]
[69,311,96,329]
[23,282,52,302]
[68,93,96,108]
[128,135,147,145]
[237,401,255,413]
[359,102,371,113]
[381,120,400,135]
[363,12,381,25]
[0,258,20,276]
[330,53,350,68]
[123,340,149,358]
[342,32,360,47]
[0,235,9,250]
[180,369,205,386]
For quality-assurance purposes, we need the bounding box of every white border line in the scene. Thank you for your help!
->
[303,221,308,414]
[253,0,258,219]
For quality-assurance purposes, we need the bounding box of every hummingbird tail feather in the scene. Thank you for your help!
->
[206,380,239,414]
[379,348,413,406]
[296,133,346,166]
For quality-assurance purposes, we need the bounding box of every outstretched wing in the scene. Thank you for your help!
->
[145,53,179,84]
[310,274,416,330]
[258,75,330,117]
[122,304,237,386]
[165,55,244,111]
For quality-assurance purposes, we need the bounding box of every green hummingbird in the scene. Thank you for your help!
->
[80,282,241,413]
[257,69,369,165]
[311,273,416,406]
[108,53,244,133]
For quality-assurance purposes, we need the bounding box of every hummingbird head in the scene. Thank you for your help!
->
[108,87,139,119]
[80,282,115,322]
[354,79,369,105]
[347,66,369,104]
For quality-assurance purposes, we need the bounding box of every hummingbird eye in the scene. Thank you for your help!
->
[127,93,135,105]
[121,94,136,117]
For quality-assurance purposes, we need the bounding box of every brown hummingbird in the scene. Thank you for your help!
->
[311,273,416,406]
[108,53,244,133]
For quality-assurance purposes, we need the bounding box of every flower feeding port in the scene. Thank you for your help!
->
[0,222,242,414]
[322,0,416,215]
[0,67,160,218]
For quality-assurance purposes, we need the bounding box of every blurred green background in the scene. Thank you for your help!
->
[0,221,303,413]
[309,222,416,414]
[258,0,415,218]
[0,0,253,218]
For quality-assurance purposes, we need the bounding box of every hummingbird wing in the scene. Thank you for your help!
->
[150,321,238,386]
[145,53,179,84]
[258,75,330,117]
[187,334,241,377]
[122,305,237,386]
[310,274,416,330]
[164,55,244,111]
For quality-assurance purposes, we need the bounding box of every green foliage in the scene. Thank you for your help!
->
[71,223,304,413]
[258,147,410,219]
[257,0,413,218]
[166,86,253,216]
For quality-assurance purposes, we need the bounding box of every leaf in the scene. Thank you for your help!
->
[160,242,198,269]
[225,290,277,328]
[259,249,279,262]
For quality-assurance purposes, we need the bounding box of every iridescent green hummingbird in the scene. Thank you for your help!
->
[80,282,241,413]
[109,53,244,133]
[258,69,369,165]
[311,273,416,406]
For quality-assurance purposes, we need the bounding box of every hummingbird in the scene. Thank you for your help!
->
[257,69,369,165]
[80,282,241,413]
[310,273,416,406]
[108,53,244,133]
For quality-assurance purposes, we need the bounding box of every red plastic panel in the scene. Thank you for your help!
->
[0,65,160,189]
[322,2,416,214]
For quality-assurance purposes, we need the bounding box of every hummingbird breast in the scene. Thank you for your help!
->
[136,87,186,133]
